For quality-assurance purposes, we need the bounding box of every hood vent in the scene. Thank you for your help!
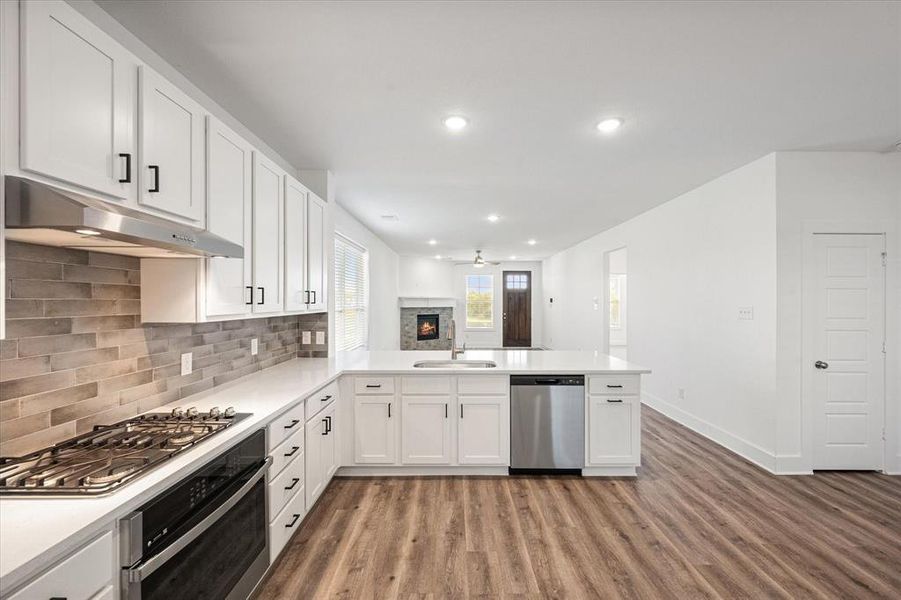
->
[4,176,243,259]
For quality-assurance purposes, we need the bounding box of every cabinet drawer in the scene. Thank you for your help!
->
[268,401,306,452]
[270,482,306,563]
[8,531,113,600]
[306,380,338,421]
[589,375,640,396]
[401,376,451,395]
[457,375,508,396]
[270,425,304,478]
[269,450,304,520]
[355,376,395,395]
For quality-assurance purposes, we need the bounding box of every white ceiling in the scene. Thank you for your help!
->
[96,0,900,261]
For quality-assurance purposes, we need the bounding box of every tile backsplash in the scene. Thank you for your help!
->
[0,241,327,456]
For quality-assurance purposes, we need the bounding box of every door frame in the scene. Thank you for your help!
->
[502,270,532,347]
[801,223,891,472]
[603,246,628,356]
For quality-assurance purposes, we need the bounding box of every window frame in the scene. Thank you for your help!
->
[334,232,369,352]
[465,273,494,330]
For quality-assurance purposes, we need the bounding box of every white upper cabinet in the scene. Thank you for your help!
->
[20,0,137,201]
[138,67,206,226]
[306,192,328,311]
[252,153,285,313]
[205,116,252,318]
[284,176,309,312]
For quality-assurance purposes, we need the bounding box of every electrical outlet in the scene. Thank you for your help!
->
[251,338,258,356]
[738,306,754,320]
[315,331,325,345]
[302,331,312,345]
[180,352,192,376]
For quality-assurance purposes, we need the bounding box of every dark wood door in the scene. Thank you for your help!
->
[503,271,532,347]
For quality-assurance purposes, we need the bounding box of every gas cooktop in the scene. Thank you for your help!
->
[0,407,249,496]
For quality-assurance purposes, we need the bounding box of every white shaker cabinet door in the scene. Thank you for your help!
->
[587,395,640,465]
[353,396,396,464]
[306,192,327,312]
[138,66,205,225]
[205,116,253,317]
[252,153,285,313]
[305,415,325,508]
[20,0,137,200]
[401,396,452,465]
[458,396,509,465]
[284,176,309,312]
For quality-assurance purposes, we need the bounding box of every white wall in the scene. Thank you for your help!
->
[398,256,455,298]
[773,152,901,474]
[543,154,780,468]
[334,205,401,351]
[454,261,543,348]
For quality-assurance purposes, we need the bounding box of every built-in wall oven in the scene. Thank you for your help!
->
[119,429,271,600]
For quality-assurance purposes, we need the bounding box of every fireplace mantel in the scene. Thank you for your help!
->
[398,297,456,308]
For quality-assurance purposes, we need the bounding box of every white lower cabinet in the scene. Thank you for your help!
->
[270,479,306,563]
[306,402,338,509]
[401,395,452,464]
[7,531,114,600]
[353,395,396,464]
[458,395,509,465]
[587,395,640,465]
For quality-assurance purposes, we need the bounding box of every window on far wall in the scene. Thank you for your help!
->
[335,234,369,351]
[466,274,494,329]
[609,274,625,329]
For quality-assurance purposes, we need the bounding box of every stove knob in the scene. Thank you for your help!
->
[186,407,198,418]
[171,407,184,418]
[224,407,236,418]
[208,406,221,418]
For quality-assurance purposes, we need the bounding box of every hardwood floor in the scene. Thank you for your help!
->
[254,407,901,599]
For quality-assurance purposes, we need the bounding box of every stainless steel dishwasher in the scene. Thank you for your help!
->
[510,375,585,473]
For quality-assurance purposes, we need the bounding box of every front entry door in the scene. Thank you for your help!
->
[503,271,531,347]
[810,234,885,470]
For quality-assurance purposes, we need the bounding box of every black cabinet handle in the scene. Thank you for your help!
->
[606,384,623,389]
[284,445,300,457]
[148,165,159,192]
[606,398,623,403]
[321,395,332,402]
[460,404,464,419]
[285,477,300,491]
[285,514,300,528]
[245,286,254,305]
[311,290,316,304]
[118,153,131,183]
[445,403,448,418]
[321,417,328,435]
[326,416,332,433]
[257,287,264,305]
[387,402,391,418]
[366,384,381,389]
[284,419,300,429]
[305,290,310,304]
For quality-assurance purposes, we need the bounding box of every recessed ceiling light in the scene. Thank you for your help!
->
[75,229,101,236]
[428,239,437,245]
[435,255,442,260]
[527,239,537,246]
[509,255,517,260]
[444,115,468,131]
[596,117,624,133]
[487,214,499,223]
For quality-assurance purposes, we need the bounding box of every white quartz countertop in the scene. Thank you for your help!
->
[0,350,648,591]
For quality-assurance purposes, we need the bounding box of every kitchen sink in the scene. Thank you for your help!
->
[413,360,498,369]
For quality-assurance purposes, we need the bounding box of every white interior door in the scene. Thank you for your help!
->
[810,234,885,470]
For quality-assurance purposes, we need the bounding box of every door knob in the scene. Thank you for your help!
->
[814,360,829,370]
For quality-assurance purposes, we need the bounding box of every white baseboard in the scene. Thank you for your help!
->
[642,390,781,475]
[582,466,636,477]
[775,453,813,475]
[337,466,508,477]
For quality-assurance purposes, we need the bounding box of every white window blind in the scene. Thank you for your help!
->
[335,234,369,351]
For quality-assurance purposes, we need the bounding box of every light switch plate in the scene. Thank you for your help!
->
[315,331,325,345]
[251,338,258,356]
[738,306,754,320]
[302,331,312,345]
[180,352,192,376]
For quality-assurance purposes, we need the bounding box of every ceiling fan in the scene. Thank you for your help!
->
[472,250,500,269]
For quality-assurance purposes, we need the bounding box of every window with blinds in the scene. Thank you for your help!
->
[334,234,369,351]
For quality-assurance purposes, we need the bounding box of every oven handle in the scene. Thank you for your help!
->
[125,456,272,583]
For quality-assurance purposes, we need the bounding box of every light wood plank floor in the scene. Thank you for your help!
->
[254,407,901,599]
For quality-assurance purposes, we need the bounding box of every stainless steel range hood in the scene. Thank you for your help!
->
[4,176,243,258]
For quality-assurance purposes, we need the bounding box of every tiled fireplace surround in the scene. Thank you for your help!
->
[0,241,327,456]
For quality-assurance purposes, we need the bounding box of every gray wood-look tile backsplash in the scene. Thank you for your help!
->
[0,241,327,456]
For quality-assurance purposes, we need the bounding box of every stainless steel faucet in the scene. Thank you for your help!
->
[447,319,465,359]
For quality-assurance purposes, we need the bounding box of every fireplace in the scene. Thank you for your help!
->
[417,314,440,341]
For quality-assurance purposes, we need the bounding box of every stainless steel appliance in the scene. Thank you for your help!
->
[4,176,243,258]
[510,375,585,472]
[119,430,271,600]
[0,407,247,496]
